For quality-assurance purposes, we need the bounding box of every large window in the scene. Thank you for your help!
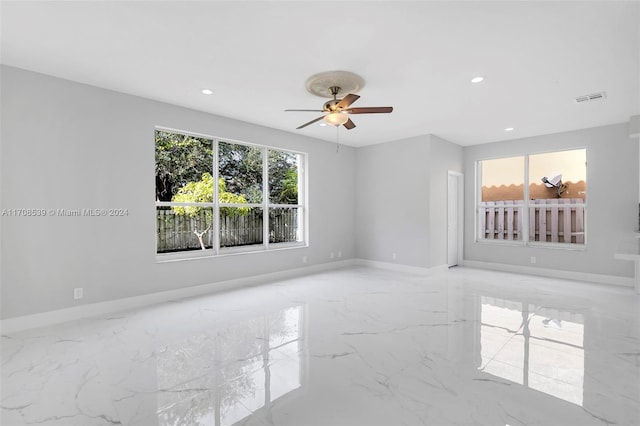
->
[477,149,586,246]
[155,129,305,257]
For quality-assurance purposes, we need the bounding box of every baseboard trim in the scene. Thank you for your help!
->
[462,260,635,288]
[0,259,356,334]
[353,259,449,275]
[11,258,623,333]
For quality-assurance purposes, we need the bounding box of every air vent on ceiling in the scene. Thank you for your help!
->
[574,91,607,104]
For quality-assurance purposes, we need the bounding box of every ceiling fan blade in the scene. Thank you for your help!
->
[343,118,356,130]
[285,109,323,112]
[296,115,325,129]
[336,93,360,109]
[346,106,393,114]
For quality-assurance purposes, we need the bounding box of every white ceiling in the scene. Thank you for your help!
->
[1,1,639,147]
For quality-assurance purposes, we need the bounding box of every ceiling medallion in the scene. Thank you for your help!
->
[305,71,365,98]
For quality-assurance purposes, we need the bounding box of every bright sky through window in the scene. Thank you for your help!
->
[482,150,586,187]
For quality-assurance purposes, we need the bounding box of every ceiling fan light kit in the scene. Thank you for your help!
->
[286,70,393,131]
[324,111,349,126]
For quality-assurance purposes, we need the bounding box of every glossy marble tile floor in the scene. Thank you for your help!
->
[2,266,639,426]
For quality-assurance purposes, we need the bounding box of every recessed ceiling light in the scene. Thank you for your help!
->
[471,76,484,83]
[201,88,213,95]
[319,122,328,127]
[504,127,514,132]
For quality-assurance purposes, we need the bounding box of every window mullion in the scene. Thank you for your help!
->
[213,138,220,255]
[219,203,264,208]
[263,148,269,249]
[523,154,530,244]
[476,160,482,241]
[156,201,215,207]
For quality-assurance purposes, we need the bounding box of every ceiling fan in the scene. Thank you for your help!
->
[286,85,393,130]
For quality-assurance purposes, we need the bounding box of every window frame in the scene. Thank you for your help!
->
[475,148,587,250]
[155,127,307,261]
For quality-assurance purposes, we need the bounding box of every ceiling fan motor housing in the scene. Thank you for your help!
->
[323,99,342,112]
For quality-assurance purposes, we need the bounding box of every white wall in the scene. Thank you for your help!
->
[0,66,357,319]
[355,134,463,268]
[3,65,634,320]
[355,135,429,267]
[463,123,638,278]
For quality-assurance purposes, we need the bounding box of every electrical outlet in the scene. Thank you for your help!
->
[530,256,537,264]
[73,288,83,300]
[302,256,307,264]
[392,253,397,260]
[330,252,335,259]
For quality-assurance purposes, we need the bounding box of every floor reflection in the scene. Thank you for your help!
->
[1,267,637,425]
[479,296,585,406]
[156,306,304,426]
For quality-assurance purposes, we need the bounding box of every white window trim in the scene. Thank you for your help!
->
[475,149,587,249]
[155,129,308,262]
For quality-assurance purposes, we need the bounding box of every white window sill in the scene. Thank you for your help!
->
[155,241,307,263]
[527,241,586,251]
[475,239,586,251]
[475,239,524,248]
